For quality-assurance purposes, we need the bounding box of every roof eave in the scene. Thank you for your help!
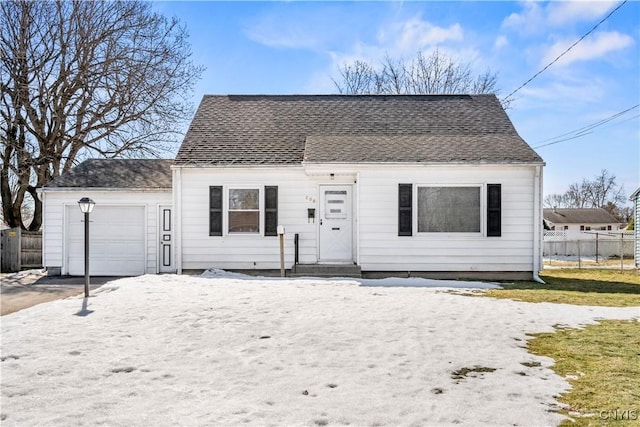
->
[40,187,172,192]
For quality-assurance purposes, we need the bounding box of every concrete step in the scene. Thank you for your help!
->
[289,263,362,278]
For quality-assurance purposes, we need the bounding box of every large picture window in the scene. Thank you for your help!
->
[228,188,260,233]
[417,186,481,233]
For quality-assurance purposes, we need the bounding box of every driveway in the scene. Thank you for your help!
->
[1,270,120,315]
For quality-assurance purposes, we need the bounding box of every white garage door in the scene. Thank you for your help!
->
[67,205,146,276]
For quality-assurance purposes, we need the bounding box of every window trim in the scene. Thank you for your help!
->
[226,186,263,235]
[414,184,485,236]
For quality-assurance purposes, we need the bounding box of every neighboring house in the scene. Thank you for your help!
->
[543,208,626,232]
[39,159,173,276]
[631,188,640,268]
[41,94,545,279]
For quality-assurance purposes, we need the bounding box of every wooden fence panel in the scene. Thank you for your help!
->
[21,231,42,269]
[1,228,21,273]
[0,228,42,272]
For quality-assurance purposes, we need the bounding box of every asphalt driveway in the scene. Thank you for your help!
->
[1,271,120,315]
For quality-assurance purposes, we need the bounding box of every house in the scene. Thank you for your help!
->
[631,188,640,268]
[41,94,545,280]
[543,208,626,232]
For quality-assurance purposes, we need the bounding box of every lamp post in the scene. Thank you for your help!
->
[78,197,96,298]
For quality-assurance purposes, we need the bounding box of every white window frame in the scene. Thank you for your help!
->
[226,186,263,235]
[414,184,485,236]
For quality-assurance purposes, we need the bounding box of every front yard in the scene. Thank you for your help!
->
[480,269,640,426]
[1,272,638,426]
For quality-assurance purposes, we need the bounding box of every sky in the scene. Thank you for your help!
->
[153,0,640,203]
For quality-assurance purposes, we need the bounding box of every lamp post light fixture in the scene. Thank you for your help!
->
[77,197,96,298]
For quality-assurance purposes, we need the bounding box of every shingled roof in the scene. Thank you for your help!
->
[45,159,173,189]
[175,94,543,166]
[543,208,623,225]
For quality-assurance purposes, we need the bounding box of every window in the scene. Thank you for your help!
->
[417,186,481,233]
[210,186,278,236]
[580,225,585,231]
[607,225,612,231]
[228,188,260,233]
[564,226,569,230]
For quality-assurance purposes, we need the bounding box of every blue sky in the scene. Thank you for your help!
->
[154,0,639,202]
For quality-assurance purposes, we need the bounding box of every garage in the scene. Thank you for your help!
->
[66,205,146,276]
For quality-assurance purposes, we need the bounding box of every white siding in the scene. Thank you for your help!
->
[177,165,539,273]
[178,167,326,271]
[357,166,536,272]
[42,190,171,274]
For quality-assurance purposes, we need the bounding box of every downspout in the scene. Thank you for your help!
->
[532,165,545,284]
[355,171,361,266]
[173,167,182,274]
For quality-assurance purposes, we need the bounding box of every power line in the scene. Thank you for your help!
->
[502,0,628,103]
[532,104,639,149]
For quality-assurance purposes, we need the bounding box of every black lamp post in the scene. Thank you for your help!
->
[78,197,96,298]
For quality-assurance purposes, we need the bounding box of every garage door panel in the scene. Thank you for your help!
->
[67,205,146,276]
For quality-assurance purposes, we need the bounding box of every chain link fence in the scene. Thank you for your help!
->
[543,230,636,270]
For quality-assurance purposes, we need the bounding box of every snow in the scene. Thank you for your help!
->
[1,272,638,426]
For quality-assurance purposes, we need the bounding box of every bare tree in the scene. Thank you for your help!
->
[0,0,203,230]
[333,49,502,101]
[544,169,628,220]
[543,193,567,209]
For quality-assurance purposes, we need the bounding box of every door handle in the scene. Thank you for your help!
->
[320,219,323,226]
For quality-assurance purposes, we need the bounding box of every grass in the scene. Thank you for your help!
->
[527,320,640,426]
[479,270,640,425]
[482,269,640,307]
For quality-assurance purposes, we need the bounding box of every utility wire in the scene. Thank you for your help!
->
[533,104,639,149]
[502,0,628,103]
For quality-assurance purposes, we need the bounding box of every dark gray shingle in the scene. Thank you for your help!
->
[543,208,623,224]
[45,159,173,189]
[175,94,543,165]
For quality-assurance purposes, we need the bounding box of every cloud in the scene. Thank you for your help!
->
[380,17,464,55]
[502,0,619,34]
[494,35,509,50]
[244,14,325,50]
[546,0,620,26]
[502,2,545,35]
[541,31,634,67]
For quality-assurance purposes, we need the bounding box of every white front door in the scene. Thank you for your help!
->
[319,185,353,262]
[158,205,174,273]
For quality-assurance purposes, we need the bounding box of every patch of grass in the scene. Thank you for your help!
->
[451,366,496,381]
[528,320,640,426]
[482,269,640,307]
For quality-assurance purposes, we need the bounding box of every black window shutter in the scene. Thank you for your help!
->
[398,184,412,236]
[264,186,278,236]
[209,186,223,236]
[487,184,501,237]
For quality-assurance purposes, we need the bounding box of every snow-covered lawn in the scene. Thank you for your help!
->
[2,272,638,426]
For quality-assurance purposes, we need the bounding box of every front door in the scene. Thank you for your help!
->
[319,185,353,262]
[158,205,174,273]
